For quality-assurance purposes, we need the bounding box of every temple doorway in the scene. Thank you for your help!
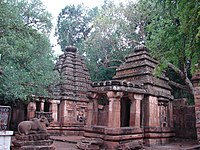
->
[121,97,131,127]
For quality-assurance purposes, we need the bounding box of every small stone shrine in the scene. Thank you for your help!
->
[12,116,55,150]
[48,46,91,135]
[77,45,175,149]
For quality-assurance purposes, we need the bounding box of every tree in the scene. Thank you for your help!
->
[55,1,147,81]
[0,0,56,103]
[17,0,52,34]
[81,1,143,81]
[56,4,98,51]
[137,0,200,101]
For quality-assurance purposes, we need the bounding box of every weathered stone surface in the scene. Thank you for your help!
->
[50,46,91,132]
[17,116,49,135]
[15,133,50,141]
[192,71,200,142]
[12,140,53,147]
[77,138,103,150]
[113,45,172,100]
[12,133,55,150]
[79,45,175,148]
[54,46,91,101]
[117,140,143,150]
[173,99,197,139]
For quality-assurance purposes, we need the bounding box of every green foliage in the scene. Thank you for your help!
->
[56,1,143,81]
[56,0,199,88]
[0,0,56,103]
[17,0,53,34]
[139,0,200,73]
[56,4,98,51]
[82,1,145,81]
[136,0,199,101]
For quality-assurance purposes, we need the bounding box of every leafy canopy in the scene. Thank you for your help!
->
[0,0,56,103]
[56,1,143,81]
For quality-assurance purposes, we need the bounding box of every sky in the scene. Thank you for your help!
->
[41,0,128,55]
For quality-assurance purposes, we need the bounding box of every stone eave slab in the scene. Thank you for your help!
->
[91,80,146,94]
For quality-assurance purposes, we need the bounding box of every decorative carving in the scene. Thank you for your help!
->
[158,102,168,127]
[77,108,86,123]
[35,111,53,122]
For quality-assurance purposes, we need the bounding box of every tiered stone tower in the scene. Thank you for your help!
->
[113,45,173,101]
[50,46,91,135]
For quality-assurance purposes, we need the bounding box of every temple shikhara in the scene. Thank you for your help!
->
[11,45,200,149]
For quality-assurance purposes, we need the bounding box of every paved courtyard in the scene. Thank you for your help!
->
[53,141,78,150]
[51,136,200,150]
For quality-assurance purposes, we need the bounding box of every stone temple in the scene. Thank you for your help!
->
[48,46,92,135]
[77,45,174,149]
[15,45,200,149]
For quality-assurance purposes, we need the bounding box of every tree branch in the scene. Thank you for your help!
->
[168,63,185,79]
[168,63,194,95]
[168,81,192,94]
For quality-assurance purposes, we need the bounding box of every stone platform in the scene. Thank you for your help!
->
[12,133,55,150]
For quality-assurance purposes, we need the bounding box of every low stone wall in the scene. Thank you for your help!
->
[143,127,175,146]
[173,105,197,139]
[47,124,84,136]
[97,105,108,126]
[12,133,55,150]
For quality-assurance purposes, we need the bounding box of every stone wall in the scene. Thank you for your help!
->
[97,105,108,126]
[10,103,27,131]
[192,70,200,142]
[173,99,197,139]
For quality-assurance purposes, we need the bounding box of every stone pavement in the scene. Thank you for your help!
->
[53,141,78,150]
[50,136,200,150]
[143,139,200,150]
[50,135,83,144]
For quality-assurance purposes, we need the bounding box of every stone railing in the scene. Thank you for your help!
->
[35,111,53,122]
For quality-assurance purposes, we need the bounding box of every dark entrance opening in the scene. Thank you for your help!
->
[120,97,131,127]
[36,101,41,111]
[44,101,50,112]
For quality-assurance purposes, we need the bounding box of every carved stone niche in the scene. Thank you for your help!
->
[158,101,169,127]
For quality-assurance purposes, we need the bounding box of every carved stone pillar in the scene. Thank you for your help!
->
[27,102,36,120]
[192,71,200,142]
[40,100,45,112]
[128,94,143,127]
[60,101,76,124]
[86,92,98,126]
[158,101,168,127]
[144,96,159,127]
[107,91,123,128]
[49,100,60,123]
[59,100,66,125]
[168,101,173,127]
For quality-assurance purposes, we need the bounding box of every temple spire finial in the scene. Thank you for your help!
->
[65,45,77,53]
